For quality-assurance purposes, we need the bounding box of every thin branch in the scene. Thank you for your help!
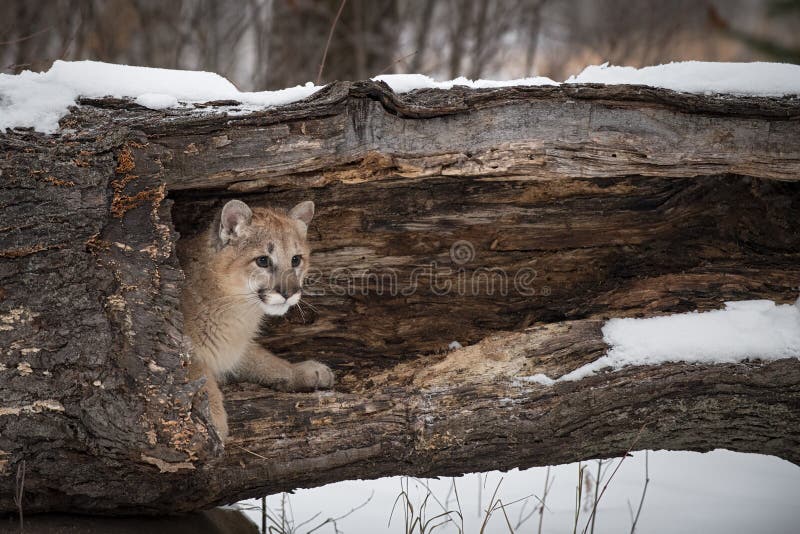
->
[582,423,649,534]
[14,460,25,533]
[237,445,269,460]
[377,50,418,75]
[304,491,373,534]
[537,467,552,534]
[573,462,585,534]
[478,477,504,534]
[590,459,602,534]
[316,0,347,86]
[629,450,650,534]
[262,495,267,534]
[0,27,52,46]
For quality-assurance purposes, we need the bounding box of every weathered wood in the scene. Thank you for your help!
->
[167,82,800,367]
[202,321,800,510]
[0,129,217,514]
[1,81,799,514]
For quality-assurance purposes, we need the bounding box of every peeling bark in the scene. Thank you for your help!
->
[1,81,799,514]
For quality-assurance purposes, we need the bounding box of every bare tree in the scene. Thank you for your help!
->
[408,0,437,73]
[0,1,787,95]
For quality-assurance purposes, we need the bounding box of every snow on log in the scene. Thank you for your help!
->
[1,69,800,514]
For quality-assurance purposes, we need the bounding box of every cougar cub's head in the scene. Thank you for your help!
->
[213,199,314,316]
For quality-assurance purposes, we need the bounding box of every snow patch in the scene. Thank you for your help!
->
[0,60,322,133]
[135,93,180,110]
[566,61,800,97]
[239,81,320,107]
[601,298,800,365]
[519,298,800,384]
[2,60,799,134]
[373,73,558,93]
[376,62,800,97]
[517,373,555,386]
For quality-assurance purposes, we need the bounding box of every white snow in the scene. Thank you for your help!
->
[0,60,322,133]
[236,449,800,534]
[520,298,800,384]
[373,73,558,93]
[375,61,800,97]
[135,93,179,110]
[517,373,555,386]
[566,61,800,97]
[2,60,799,134]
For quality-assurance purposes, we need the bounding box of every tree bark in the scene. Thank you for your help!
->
[1,81,799,515]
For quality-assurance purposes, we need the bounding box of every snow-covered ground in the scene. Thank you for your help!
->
[2,60,799,133]
[235,449,800,534]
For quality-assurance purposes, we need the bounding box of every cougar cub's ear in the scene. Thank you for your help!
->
[218,199,253,246]
[288,201,315,235]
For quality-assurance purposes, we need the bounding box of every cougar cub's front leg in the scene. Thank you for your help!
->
[189,362,229,441]
[236,342,334,392]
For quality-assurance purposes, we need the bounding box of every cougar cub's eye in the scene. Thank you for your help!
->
[255,255,272,268]
[291,255,302,267]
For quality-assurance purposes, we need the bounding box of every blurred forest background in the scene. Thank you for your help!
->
[2,0,799,91]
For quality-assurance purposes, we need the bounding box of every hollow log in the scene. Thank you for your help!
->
[1,81,799,514]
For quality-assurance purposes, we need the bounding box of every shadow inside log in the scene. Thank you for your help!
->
[170,174,800,374]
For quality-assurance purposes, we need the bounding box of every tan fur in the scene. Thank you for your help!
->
[179,200,333,441]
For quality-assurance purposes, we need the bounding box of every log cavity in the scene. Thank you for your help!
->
[169,174,800,376]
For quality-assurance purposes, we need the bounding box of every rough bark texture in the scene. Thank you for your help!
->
[1,81,799,515]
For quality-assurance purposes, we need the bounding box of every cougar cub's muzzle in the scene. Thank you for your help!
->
[257,270,302,314]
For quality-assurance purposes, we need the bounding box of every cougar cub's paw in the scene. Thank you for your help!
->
[210,405,229,442]
[292,360,335,391]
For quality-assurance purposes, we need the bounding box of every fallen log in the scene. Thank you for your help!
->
[0,81,798,514]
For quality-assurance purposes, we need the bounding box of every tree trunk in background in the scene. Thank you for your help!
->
[408,0,436,73]
[264,0,400,88]
[1,81,799,515]
[523,0,545,74]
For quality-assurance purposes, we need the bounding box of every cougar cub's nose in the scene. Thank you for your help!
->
[277,275,301,301]
[278,287,301,300]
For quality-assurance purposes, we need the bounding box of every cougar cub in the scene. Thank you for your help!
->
[179,199,334,440]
